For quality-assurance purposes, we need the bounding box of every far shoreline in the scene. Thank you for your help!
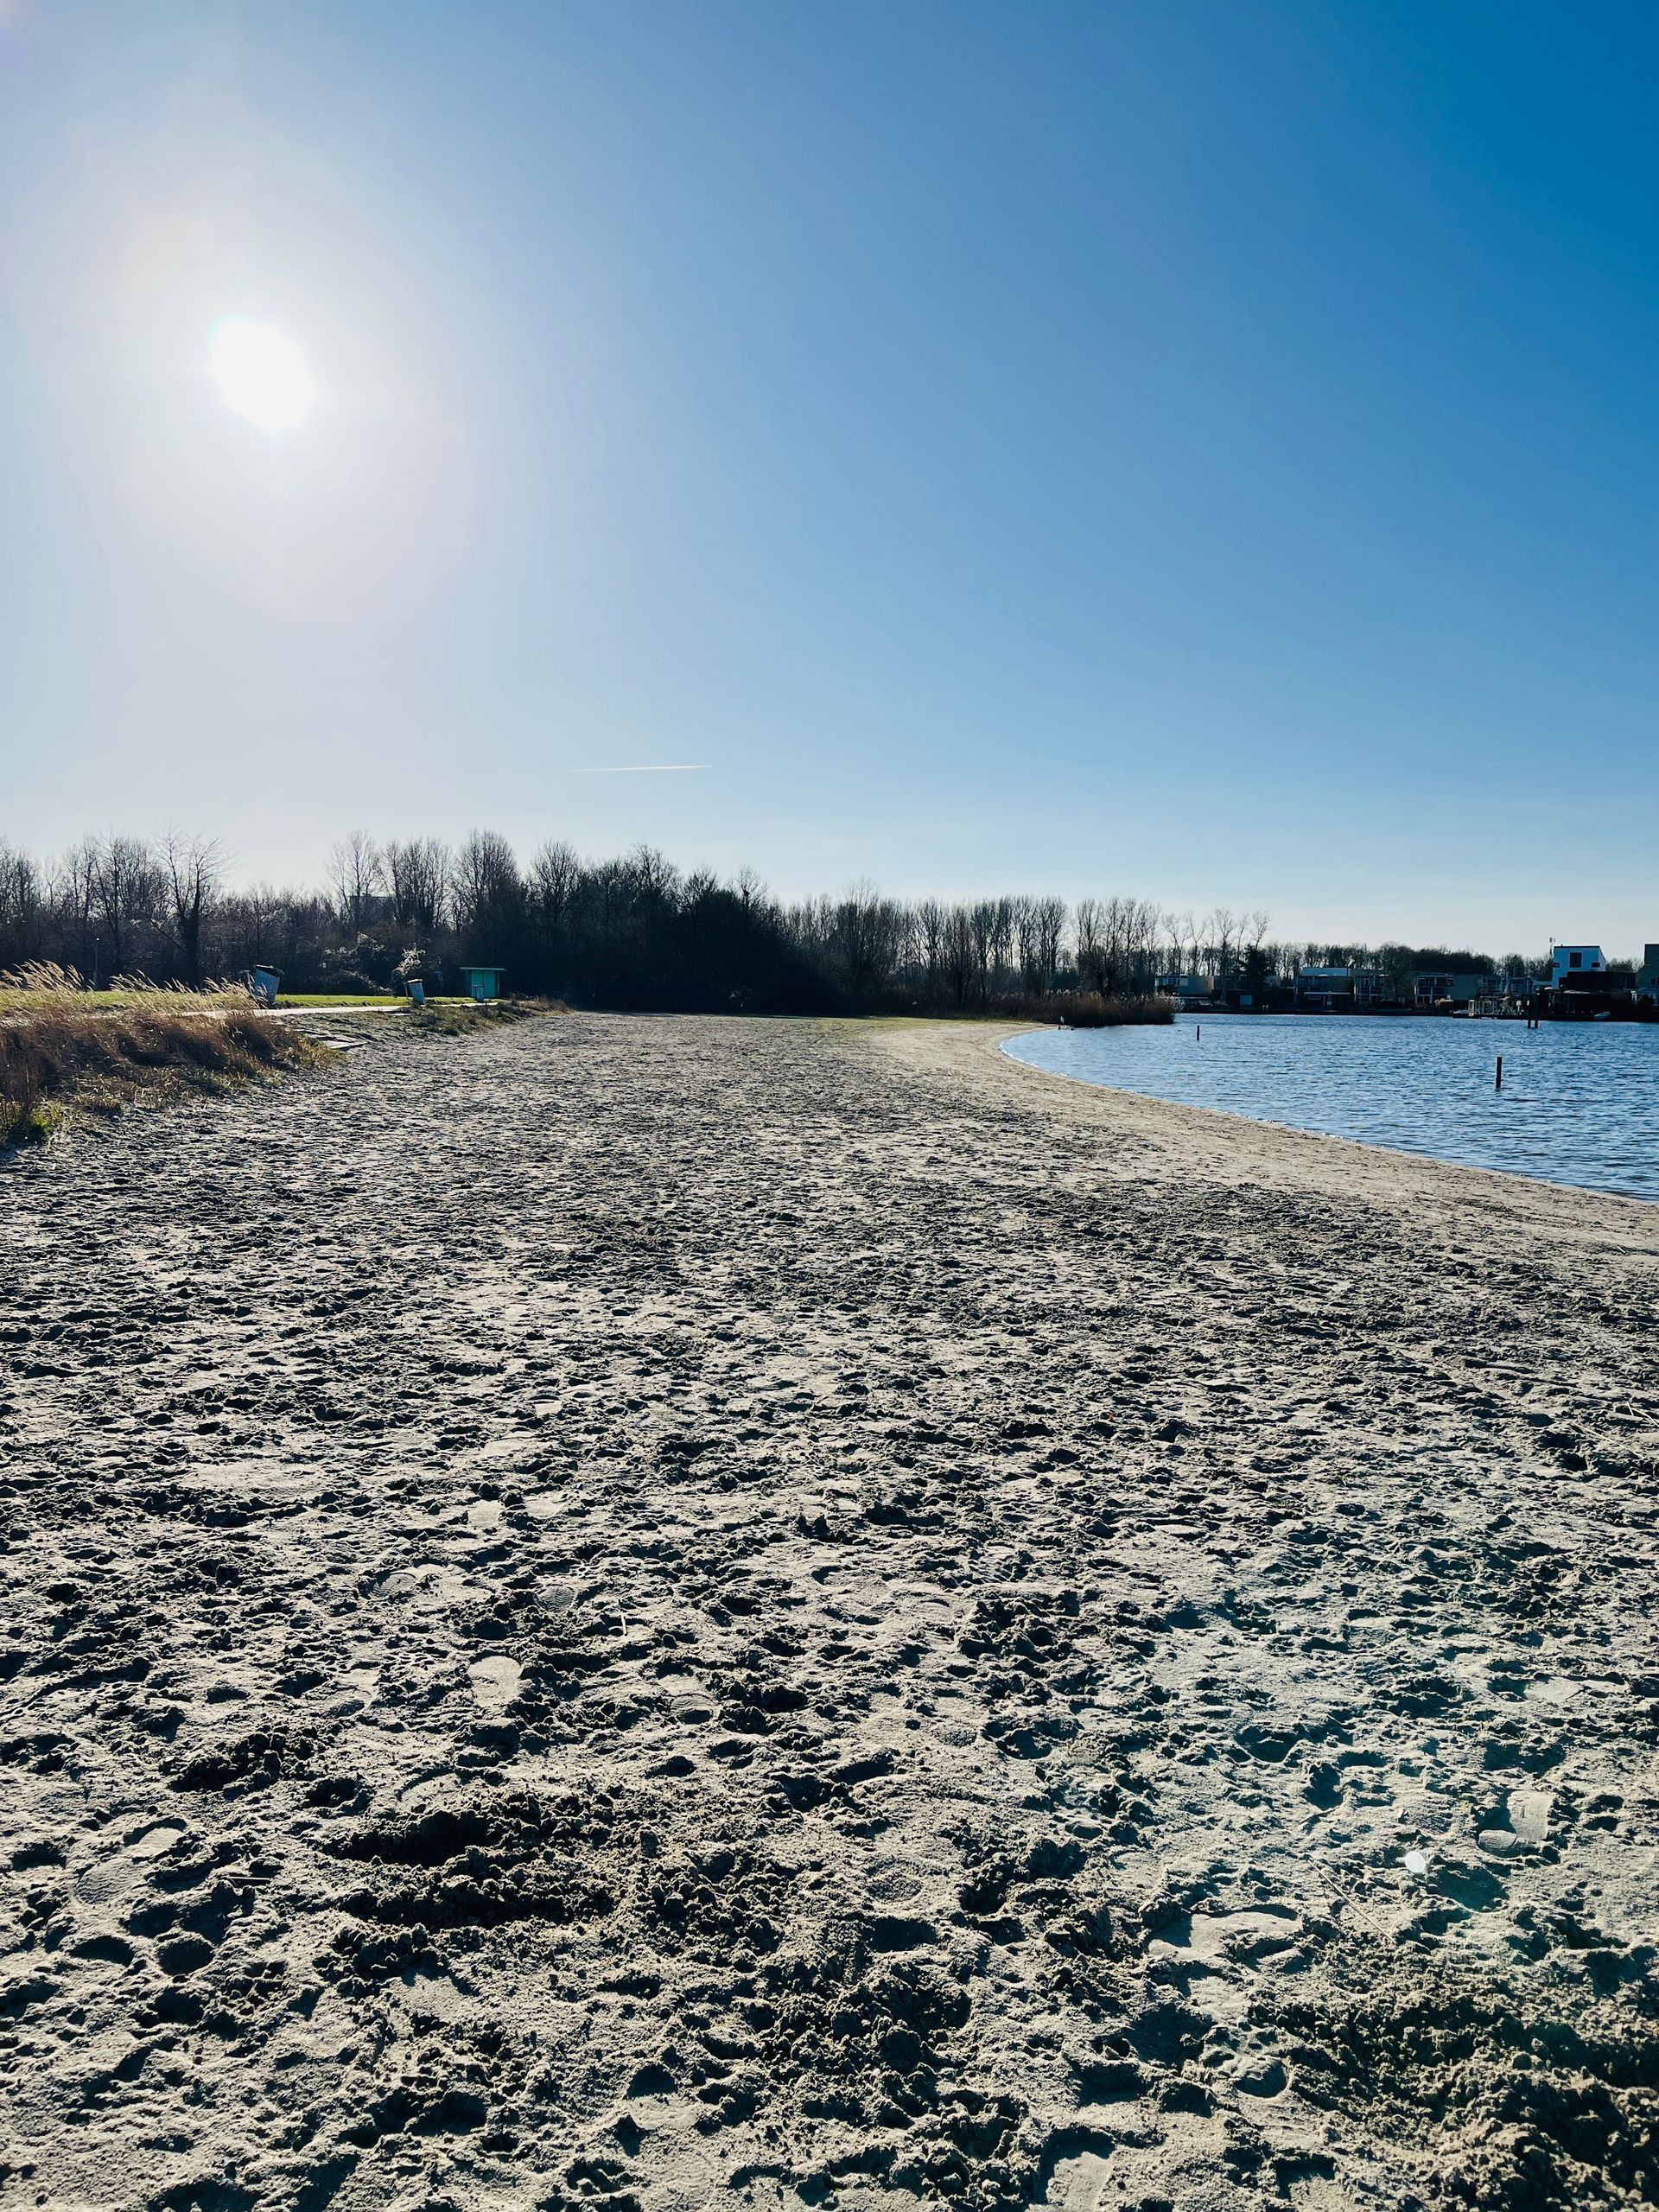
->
[989,1013,1659,1216]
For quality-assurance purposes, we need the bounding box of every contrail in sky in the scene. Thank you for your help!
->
[563,764,708,773]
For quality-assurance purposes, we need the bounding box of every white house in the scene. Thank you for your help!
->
[1550,944,1606,988]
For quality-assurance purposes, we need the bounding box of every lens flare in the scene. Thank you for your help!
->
[210,318,315,431]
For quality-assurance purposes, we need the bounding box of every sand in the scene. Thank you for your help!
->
[2,1013,1656,2212]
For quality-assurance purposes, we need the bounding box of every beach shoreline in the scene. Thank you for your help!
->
[976,1014,1659,1234]
[995,1015,1659,1213]
[3,1013,1656,2211]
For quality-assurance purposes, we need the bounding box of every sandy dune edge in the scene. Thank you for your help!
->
[3,1014,1656,2212]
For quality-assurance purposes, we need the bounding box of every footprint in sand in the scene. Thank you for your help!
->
[125,1821,188,1860]
[157,1932,215,1979]
[393,1968,471,2022]
[75,1821,188,1904]
[1037,2142,1115,2209]
[1522,1676,1582,1710]
[1481,1785,1554,1856]
[467,1656,523,1713]
[1509,1787,1553,1845]
[1152,1906,1300,1965]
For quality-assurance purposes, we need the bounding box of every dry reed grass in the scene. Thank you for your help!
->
[999,988,1177,1027]
[0,963,322,1148]
[1058,989,1178,1027]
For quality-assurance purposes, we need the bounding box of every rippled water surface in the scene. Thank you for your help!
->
[1003,1014,1659,1202]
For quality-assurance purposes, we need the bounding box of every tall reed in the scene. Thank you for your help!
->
[0,964,314,1147]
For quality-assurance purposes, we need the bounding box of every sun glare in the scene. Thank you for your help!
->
[210,318,315,432]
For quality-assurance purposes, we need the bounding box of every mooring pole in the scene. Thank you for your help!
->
[1496,1055,1503,1090]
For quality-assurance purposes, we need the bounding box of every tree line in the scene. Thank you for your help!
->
[0,830,1549,1014]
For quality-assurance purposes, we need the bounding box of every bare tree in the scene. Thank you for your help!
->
[1130,899,1166,993]
[1174,910,1200,980]
[220,881,283,971]
[452,830,524,951]
[626,845,679,907]
[942,905,979,1007]
[385,837,449,931]
[832,880,904,999]
[987,897,1017,992]
[0,842,45,966]
[328,832,384,935]
[967,902,1000,1003]
[163,833,223,985]
[731,867,772,957]
[52,840,101,977]
[1074,899,1107,993]
[1016,895,1066,994]
[1203,906,1238,988]
[529,840,581,933]
[91,834,161,979]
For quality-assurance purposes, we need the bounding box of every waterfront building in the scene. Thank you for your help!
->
[1550,944,1607,987]
[1295,965,1387,1010]
[1413,969,1491,1008]
[1154,972,1211,1007]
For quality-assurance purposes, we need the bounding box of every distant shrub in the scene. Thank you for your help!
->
[1061,991,1177,1027]
[995,989,1175,1028]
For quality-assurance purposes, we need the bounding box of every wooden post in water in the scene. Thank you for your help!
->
[1196,1022,1201,1040]
[1496,1055,1503,1090]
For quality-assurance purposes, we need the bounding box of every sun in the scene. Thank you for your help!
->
[210,318,315,432]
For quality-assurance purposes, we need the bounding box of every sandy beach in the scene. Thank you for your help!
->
[3,1013,1656,2212]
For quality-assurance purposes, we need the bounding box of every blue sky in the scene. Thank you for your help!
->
[3,1,1656,951]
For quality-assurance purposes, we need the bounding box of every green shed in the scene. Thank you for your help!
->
[464,965,505,1002]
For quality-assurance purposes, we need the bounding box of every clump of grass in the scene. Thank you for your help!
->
[404,1000,543,1038]
[0,963,323,1149]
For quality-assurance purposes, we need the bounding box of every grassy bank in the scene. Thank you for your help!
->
[306,999,550,1040]
[0,965,324,1148]
[280,992,516,1007]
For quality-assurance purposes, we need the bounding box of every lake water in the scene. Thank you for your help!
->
[1002,1014,1659,1203]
